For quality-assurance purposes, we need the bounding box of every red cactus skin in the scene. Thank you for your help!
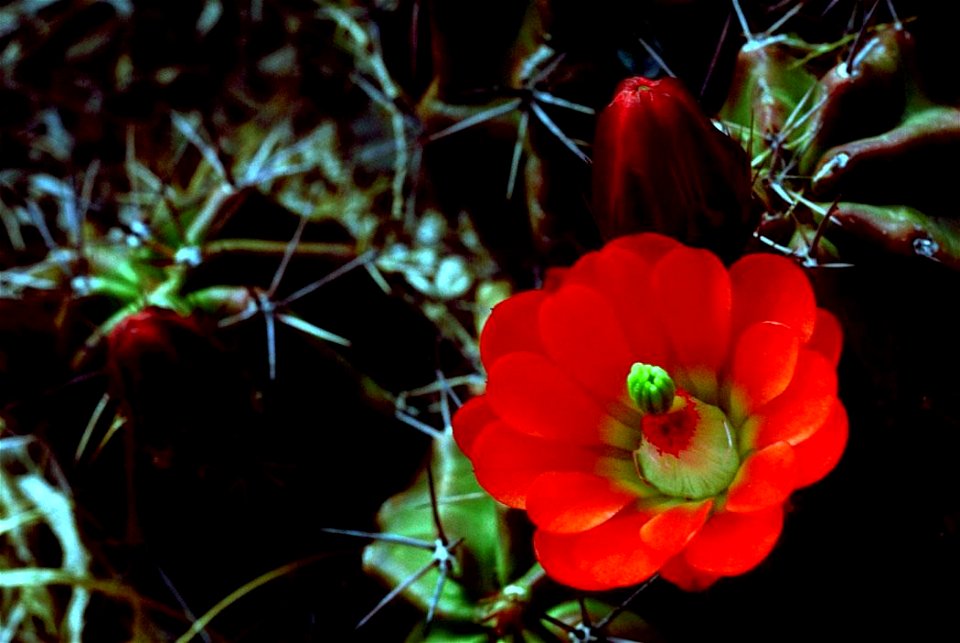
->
[592,77,755,260]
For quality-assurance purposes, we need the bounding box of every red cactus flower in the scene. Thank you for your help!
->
[453,234,847,591]
[592,77,755,260]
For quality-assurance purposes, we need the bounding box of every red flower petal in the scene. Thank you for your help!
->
[526,472,637,534]
[590,246,672,367]
[540,284,636,405]
[609,232,682,264]
[728,321,800,421]
[806,308,843,367]
[470,421,600,508]
[682,505,784,575]
[793,401,848,488]
[534,509,666,590]
[451,395,496,458]
[651,246,732,372]
[486,352,636,449]
[660,554,720,591]
[725,442,797,513]
[730,253,816,343]
[639,499,713,552]
[543,267,569,292]
[560,251,603,287]
[479,290,547,368]
[748,349,838,449]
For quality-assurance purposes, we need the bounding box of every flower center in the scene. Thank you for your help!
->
[639,391,697,456]
[626,363,740,500]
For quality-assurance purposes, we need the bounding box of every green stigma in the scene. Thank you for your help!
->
[627,363,676,415]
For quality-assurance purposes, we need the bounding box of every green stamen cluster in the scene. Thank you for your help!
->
[627,362,676,415]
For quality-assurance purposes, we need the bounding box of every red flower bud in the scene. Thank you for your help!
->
[592,77,755,259]
[107,307,204,396]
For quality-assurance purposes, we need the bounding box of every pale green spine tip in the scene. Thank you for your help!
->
[627,363,676,415]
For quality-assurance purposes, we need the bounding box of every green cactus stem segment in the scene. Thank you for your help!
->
[627,362,676,415]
